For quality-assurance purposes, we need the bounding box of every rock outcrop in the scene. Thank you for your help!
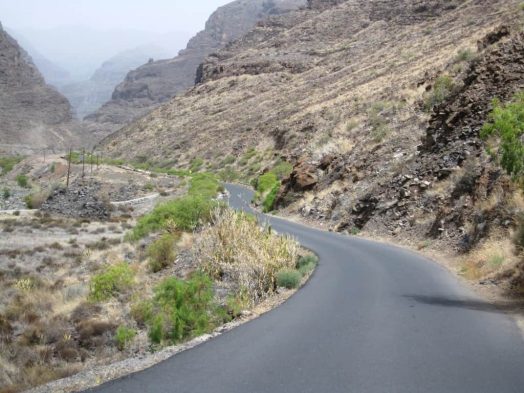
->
[0,23,81,153]
[86,0,305,139]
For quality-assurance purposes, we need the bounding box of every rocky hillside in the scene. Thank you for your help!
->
[61,45,172,119]
[86,0,305,139]
[0,23,80,153]
[101,0,524,288]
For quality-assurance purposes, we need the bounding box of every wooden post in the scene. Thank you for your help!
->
[66,148,72,188]
[82,148,85,178]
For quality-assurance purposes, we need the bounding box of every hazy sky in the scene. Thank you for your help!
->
[0,0,231,33]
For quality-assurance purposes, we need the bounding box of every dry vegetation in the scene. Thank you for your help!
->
[0,159,314,392]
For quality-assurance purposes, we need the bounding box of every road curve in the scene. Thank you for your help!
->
[88,183,524,393]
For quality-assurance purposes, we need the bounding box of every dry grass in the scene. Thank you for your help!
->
[196,209,299,303]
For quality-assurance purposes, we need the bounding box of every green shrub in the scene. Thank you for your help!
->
[131,301,153,327]
[221,155,236,166]
[115,326,136,350]
[190,157,204,172]
[218,167,240,182]
[148,234,176,272]
[481,92,524,185]
[0,156,23,175]
[424,75,454,111]
[296,255,318,276]
[263,182,280,213]
[24,191,49,209]
[189,172,221,198]
[146,272,217,344]
[129,196,216,240]
[272,161,293,180]
[257,172,279,194]
[16,174,29,188]
[276,269,302,289]
[2,188,10,200]
[454,49,476,63]
[89,262,135,301]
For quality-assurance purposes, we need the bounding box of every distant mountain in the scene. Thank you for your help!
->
[60,45,172,119]
[5,30,72,88]
[0,22,80,153]
[86,0,306,139]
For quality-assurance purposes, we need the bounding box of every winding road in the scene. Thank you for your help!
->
[88,183,524,393]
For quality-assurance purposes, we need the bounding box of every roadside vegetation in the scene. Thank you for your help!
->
[0,155,24,176]
[479,91,524,292]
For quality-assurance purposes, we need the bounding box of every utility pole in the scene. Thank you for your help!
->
[66,148,72,188]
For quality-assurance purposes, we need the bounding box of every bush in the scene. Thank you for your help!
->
[190,157,204,172]
[257,172,279,194]
[454,49,476,63]
[424,75,454,111]
[0,155,23,175]
[263,182,280,212]
[189,172,221,198]
[145,273,218,345]
[115,326,136,350]
[16,174,29,188]
[197,209,298,302]
[148,234,176,272]
[276,269,302,289]
[2,188,10,199]
[89,263,135,301]
[24,191,49,209]
[129,195,216,240]
[514,214,524,252]
[481,92,524,185]
[272,161,293,180]
[130,301,153,327]
[296,255,318,276]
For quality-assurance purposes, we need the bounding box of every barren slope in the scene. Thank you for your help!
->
[85,0,305,141]
[0,23,81,154]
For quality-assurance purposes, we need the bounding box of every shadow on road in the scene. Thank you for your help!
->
[405,295,524,315]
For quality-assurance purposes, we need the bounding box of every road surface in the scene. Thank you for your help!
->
[88,183,524,393]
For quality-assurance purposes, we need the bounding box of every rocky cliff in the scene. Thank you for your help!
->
[0,23,80,153]
[86,0,305,139]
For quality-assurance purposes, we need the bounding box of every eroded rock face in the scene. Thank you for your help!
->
[0,24,79,152]
[87,0,306,140]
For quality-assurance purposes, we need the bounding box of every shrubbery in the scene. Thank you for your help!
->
[481,91,524,186]
[255,171,281,212]
[128,173,221,240]
[89,263,135,301]
[16,174,29,188]
[197,209,298,302]
[296,255,318,276]
[424,75,455,111]
[147,234,176,272]
[0,156,23,175]
[135,273,220,345]
[115,325,136,350]
[276,269,302,289]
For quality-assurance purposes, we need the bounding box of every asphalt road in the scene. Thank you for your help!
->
[89,183,524,393]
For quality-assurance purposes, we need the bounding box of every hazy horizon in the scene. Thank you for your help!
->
[0,0,233,81]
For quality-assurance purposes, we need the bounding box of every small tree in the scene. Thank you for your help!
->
[481,92,524,187]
